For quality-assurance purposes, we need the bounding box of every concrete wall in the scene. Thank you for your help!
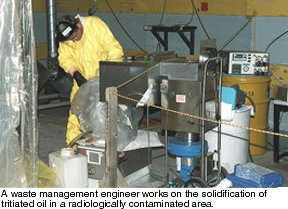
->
[34,12,252,57]
[251,16,288,131]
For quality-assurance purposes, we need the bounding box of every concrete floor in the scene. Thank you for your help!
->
[38,105,288,187]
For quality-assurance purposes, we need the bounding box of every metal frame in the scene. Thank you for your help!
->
[274,103,288,163]
[144,25,197,55]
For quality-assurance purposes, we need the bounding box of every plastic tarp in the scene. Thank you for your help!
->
[71,78,143,152]
[0,0,38,187]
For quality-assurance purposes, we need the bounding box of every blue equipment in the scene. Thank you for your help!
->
[168,137,208,182]
[226,162,284,188]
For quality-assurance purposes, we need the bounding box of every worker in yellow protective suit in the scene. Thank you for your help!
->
[56,14,124,144]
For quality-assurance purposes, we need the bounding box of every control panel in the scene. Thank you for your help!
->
[219,50,269,75]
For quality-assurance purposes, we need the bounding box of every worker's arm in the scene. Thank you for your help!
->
[58,43,78,74]
[58,44,87,87]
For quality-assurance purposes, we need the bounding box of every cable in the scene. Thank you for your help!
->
[159,0,167,27]
[191,0,210,40]
[104,0,148,53]
[265,29,288,86]
[146,105,167,182]
[245,92,256,113]
[182,0,195,27]
[66,130,92,148]
[156,0,195,51]
[248,145,253,163]
[269,68,288,85]
[217,18,253,51]
[253,15,256,51]
[265,29,288,52]
[267,140,274,149]
[170,0,195,29]
[156,0,168,52]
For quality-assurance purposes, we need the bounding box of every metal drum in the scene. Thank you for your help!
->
[222,74,271,155]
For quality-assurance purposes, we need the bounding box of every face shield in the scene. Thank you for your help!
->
[56,21,78,42]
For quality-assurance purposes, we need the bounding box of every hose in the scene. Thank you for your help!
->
[269,68,287,85]
[245,92,256,113]
[146,106,167,182]
[156,0,167,52]
[66,130,93,148]
[265,29,288,53]
[217,18,253,51]
[104,0,147,53]
[191,0,210,40]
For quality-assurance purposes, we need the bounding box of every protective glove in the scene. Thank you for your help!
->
[73,71,87,87]
[70,68,87,87]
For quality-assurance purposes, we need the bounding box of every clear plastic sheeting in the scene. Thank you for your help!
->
[71,78,143,152]
[0,0,38,187]
[123,130,164,151]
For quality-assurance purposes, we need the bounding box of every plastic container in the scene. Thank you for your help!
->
[49,148,88,188]
[205,105,252,173]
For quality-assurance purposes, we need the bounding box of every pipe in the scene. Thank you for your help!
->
[38,93,62,100]
[38,101,70,110]
[46,0,57,59]
[165,129,168,184]
[216,58,223,178]
[201,57,223,181]
[88,0,98,16]
[46,0,59,80]
[147,106,166,182]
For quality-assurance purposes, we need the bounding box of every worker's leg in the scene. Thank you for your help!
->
[66,110,81,144]
[66,84,81,144]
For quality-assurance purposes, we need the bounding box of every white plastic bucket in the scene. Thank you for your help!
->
[49,148,88,188]
[205,105,252,173]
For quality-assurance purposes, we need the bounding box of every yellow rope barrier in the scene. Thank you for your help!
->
[106,57,288,140]
[107,90,288,139]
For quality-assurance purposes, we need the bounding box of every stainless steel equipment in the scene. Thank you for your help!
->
[219,50,269,75]
[78,145,106,180]
[161,77,216,133]
[99,59,200,105]
[99,39,224,187]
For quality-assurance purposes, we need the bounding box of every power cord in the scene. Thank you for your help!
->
[182,0,195,27]
[104,0,148,53]
[156,0,168,52]
[265,29,288,53]
[170,0,195,29]
[156,0,196,51]
[245,92,256,113]
[264,27,288,86]
[217,18,253,51]
[269,66,287,85]
[253,14,256,51]
[191,0,210,40]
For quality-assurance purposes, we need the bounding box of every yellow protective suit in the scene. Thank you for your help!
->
[58,15,124,144]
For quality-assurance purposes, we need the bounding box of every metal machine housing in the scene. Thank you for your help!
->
[161,78,217,133]
[219,50,269,75]
[99,60,200,105]
[78,145,106,180]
